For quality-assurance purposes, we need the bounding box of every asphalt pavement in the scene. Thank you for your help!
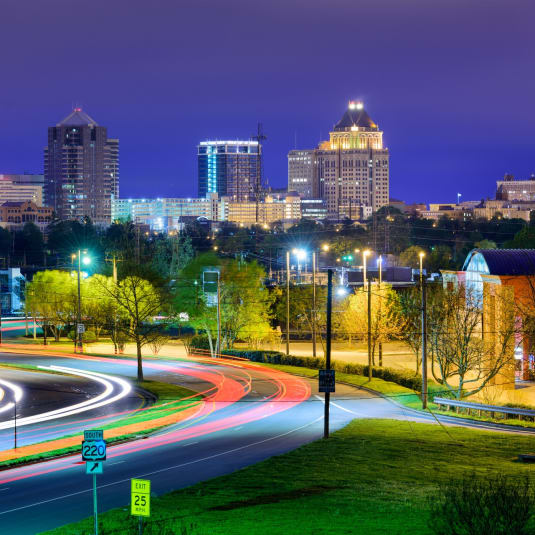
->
[0,350,532,534]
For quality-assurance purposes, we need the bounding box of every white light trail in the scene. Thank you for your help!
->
[0,379,23,414]
[0,366,131,430]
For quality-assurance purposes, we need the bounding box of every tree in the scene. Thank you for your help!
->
[399,245,426,268]
[26,270,77,342]
[151,234,194,280]
[339,283,405,364]
[398,286,423,373]
[273,285,327,351]
[474,239,497,249]
[84,274,117,340]
[427,283,516,399]
[99,275,171,381]
[174,254,275,356]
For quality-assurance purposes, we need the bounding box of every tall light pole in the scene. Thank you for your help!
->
[378,255,383,285]
[419,251,428,409]
[419,251,425,285]
[312,251,317,358]
[75,250,90,354]
[286,250,290,356]
[363,250,371,289]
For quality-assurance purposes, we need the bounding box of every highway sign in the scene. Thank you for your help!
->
[84,430,103,441]
[77,323,86,334]
[131,479,151,517]
[82,440,107,461]
[86,461,103,474]
[319,369,335,393]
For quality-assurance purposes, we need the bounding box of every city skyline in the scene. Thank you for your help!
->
[0,1,534,205]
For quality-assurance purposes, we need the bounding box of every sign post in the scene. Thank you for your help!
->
[83,430,106,535]
[131,478,151,534]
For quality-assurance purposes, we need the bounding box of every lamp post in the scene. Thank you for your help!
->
[312,250,317,358]
[75,250,91,353]
[378,255,383,285]
[419,251,425,285]
[419,251,428,409]
[286,250,290,356]
[362,250,371,289]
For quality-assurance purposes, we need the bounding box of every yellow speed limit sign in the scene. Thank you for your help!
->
[131,479,151,517]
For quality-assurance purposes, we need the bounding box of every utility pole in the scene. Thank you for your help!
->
[312,251,317,358]
[324,269,333,439]
[367,274,372,381]
[76,249,83,353]
[286,251,290,355]
[216,272,221,357]
[421,279,428,409]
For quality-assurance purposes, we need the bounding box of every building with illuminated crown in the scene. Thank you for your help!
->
[197,140,261,202]
[288,101,389,219]
[44,108,119,225]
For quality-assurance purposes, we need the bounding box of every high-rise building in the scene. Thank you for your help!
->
[197,140,261,201]
[44,108,119,225]
[287,101,389,218]
[288,150,318,199]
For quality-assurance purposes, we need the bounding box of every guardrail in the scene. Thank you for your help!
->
[434,397,535,421]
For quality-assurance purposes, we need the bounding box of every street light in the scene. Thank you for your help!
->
[362,250,371,288]
[74,250,91,353]
[378,255,383,285]
[419,251,425,285]
[322,243,330,252]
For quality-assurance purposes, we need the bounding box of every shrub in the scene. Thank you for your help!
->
[428,473,535,535]
[220,348,428,393]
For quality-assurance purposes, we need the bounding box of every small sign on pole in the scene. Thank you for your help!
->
[86,461,103,474]
[319,369,335,393]
[131,479,151,517]
[83,430,106,535]
[77,323,86,334]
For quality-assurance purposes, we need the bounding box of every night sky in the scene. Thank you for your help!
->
[1,0,534,204]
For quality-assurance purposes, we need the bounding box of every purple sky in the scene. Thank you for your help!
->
[1,0,534,203]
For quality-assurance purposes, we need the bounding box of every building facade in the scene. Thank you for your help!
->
[0,201,54,230]
[496,174,535,202]
[44,108,119,226]
[288,150,318,199]
[0,177,43,206]
[198,140,261,202]
[287,101,389,219]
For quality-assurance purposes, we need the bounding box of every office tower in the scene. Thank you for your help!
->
[288,101,389,218]
[197,140,261,201]
[288,150,318,199]
[44,108,119,225]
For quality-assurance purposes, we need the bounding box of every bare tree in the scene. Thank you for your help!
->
[427,283,516,399]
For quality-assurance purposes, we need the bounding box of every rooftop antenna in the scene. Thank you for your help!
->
[251,123,267,223]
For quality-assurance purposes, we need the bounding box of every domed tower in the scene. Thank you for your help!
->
[316,100,389,218]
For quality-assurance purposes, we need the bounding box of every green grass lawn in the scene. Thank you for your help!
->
[41,418,535,535]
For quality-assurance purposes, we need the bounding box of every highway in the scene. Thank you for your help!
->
[0,350,532,534]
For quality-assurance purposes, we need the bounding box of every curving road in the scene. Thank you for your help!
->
[0,350,532,534]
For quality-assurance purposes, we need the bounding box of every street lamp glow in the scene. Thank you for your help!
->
[322,243,330,252]
[292,248,307,261]
[82,255,91,266]
[336,287,348,297]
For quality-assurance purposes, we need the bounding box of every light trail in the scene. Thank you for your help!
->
[0,367,131,430]
[0,379,23,415]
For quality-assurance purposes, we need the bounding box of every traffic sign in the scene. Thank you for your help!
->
[84,430,103,441]
[82,439,107,461]
[86,461,103,474]
[319,369,335,393]
[131,479,151,517]
[77,323,86,334]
